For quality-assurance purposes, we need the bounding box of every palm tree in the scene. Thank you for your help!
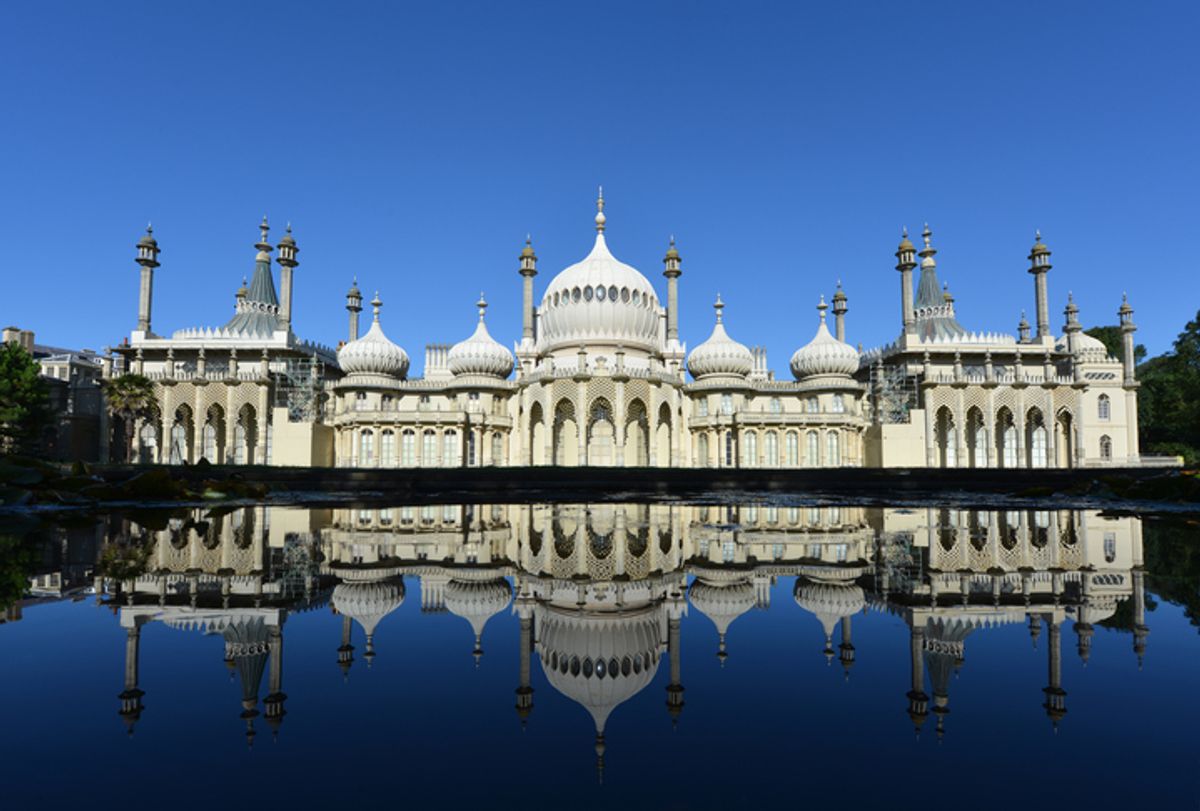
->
[102,374,157,463]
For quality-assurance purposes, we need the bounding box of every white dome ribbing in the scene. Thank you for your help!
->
[332,579,405,638]
[444,577,513,653]
[337,294,410,378]
[687,295,754,378]
[448,295,514,377]
[790,297,859,380]
[537,191,662,355]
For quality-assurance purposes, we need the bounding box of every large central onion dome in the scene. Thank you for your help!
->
[537,191,663,356]
[448,295,514,377]
[337,294,410,378]
[688,295,754,379]
[790,297,859,380]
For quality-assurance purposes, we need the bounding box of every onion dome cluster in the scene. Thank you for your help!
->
[687,295,754,379]
[448,295,514,377]
[336,293,410,378]
[790,297,859,380]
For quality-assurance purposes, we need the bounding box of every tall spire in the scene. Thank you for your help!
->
[595,186,606,233]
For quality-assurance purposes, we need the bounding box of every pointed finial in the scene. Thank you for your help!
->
[1035,228,1042,242]
[714,293,724,323]
[902,226,908,238]
[817,295,828,323]
[372,292,382,320]
[477,292,488,321]
[923,223,931,244]
[146,222,153,235]
[595,186,606,233]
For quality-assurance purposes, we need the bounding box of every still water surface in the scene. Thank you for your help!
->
[1,503,1196,808]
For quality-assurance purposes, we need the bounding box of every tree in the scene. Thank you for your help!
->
[1084,325,1146,365]
[103,374,158,463]
[0,342,51,456]
[1137,310,1200,464]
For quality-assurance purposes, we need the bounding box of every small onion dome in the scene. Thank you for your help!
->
[896,226,915,253]
[236,276,249,300]
[347,278,361,298]
[331,579,405,639]
[1058,330,1111,363]
[520,236,536,259]
[794,579,865,639]
[687,295,754,379]
[1029,229,1050,259]
[278,223,296,247]
[790,297,859,380]
[448,295,514,377]
[688,576,755,662]
[337,293,410,378]
[138,224,158,248]
[444,577,513,659]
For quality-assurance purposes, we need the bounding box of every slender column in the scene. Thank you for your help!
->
[1043,618,1067,727]
[135,226,160,334]
[666,598,685,724]
[896,230,917,334]
[515,599,534,724]
[263,623,287,734]
[1028,233,1052,340]
[663,239,682,343]
[614,382,626,467]
[119,621,146,733]
[906,621,928,733]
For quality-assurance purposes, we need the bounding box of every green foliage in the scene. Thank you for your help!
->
[1084,325,1146,364]
[0,342,51,456]
[102,374,157,462]
[1137,310,1200,463]
[98,539,152,583]
[1143,517,1200,632]
[0,533,40,610]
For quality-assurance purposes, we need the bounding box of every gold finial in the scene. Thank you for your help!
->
[595,186,606,233]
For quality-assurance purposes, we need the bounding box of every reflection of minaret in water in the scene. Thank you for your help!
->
[514,595,534,727]
[262,623,287,741]
[224,617,270,749]
[906,621,929,737]
[1132,521,1149,669]
[666,593,685,726]
[118,620,146,735]
[838,615,856,681]
[337,614,355,680]
[1042,616,1067,731]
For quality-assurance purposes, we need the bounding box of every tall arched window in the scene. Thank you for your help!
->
[826,431,841,466]
[422,430,437,466]
[381,430,396,467]
[401,429,415,466]
[233,424,247,465]
[202,423,218,463]
[491,432,503,465]
[764,431,778,467]
[742,431,758,467]
[169,422,188,465]
[724,431,734,466]
[805,430,819,467]
[359,429,375,467]
[1100,434,1113,461]
[467,431,477,466]
[1098,394,1111,421]
[697,433,709,467]
[139,422,158,464]
[1028,410,1048,468]
[786,431,799,466]
[443,430,458,466]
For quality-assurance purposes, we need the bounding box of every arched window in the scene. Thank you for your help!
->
[138,422,158,464]
[1098,394,1111,421]
[764,431,778,467]
[169,422,188,465]
[697,433,709,467]
[491,432,504,465]
[742,431,758,467]
[422,430,437,466]
[805,430,819,466]
[1028,410,1048,468]
[443,430,458,466]
[786,431,799,466]
[233,424,247,465]
[381,430,396,467]
[359,430,375,467]
[202,423,218,463]
[724,431,734,466]
[826,431,841,466]
[831,393,845,413]
[354,392,368,411]
[1100,434,1112,461]
[401,429,415,466]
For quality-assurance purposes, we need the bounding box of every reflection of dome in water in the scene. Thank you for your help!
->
[537,605,661,734]
[444,577,513,659]
[332,580,405,639]
[794,579,865,638]
[688,576,755,660]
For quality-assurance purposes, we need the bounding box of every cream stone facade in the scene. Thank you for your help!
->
[110,195,1164,469]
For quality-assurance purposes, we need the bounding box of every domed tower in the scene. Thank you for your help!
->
[444,573,513,666]
[688,571,755,664]
[331,576,405,667]
[687,296,754,380]
[794,578,865,665]
[336,293,410,380]
[448,295,514,379]
[790,297,860,382]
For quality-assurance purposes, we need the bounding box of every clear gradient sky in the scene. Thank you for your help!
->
[1,1,1196,369]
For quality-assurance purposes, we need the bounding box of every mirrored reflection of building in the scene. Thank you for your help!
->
[92,503,1150,768]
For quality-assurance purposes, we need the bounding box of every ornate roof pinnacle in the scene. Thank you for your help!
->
[817,295,828,323]
[918,223,937,267]
[477,292,488,321]
[595,186,606,233]
[255,216,272,253]
[372,292,382,320]
[714,293,724,324]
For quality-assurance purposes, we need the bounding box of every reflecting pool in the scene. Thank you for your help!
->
[1,503,1196,808]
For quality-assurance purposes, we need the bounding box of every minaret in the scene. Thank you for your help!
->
[1063,293,1082,354]
[832,282,848,343]
[518,236,538,362]
[118,619,146,735]
[1042,617,1067,730]
[135,224,161,335]
[263,623,287,740]
[838,615,855,681]
[1132,520,1149,668]
[336,614,354,680]
[895,228,917,334]
[514,594,535,727]
[663,236,683,347]
[1119,295,1140,458]
[345,279,363,343]
[1028,231,1052,342]
[906,620,929,736]
[1018,311,1031,343]
[665,592,686,725]
[276,223,299,332]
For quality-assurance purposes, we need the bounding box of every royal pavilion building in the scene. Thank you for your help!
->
[110,192,1149,469]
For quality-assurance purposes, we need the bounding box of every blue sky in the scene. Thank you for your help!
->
[2,1,1196,368]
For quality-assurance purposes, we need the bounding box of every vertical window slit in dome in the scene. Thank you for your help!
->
[550,651,558,669]
[570,656,580,676]
[632,654,642,673]
[597,286,607,301]
[608,285,618,301]
[609,657,619,678]
[572,287,581,302]
[621,287,630,303]
[582,657,594,677]
[584,286,594,302]
[595,658,606,678]
[621,657,632,676]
